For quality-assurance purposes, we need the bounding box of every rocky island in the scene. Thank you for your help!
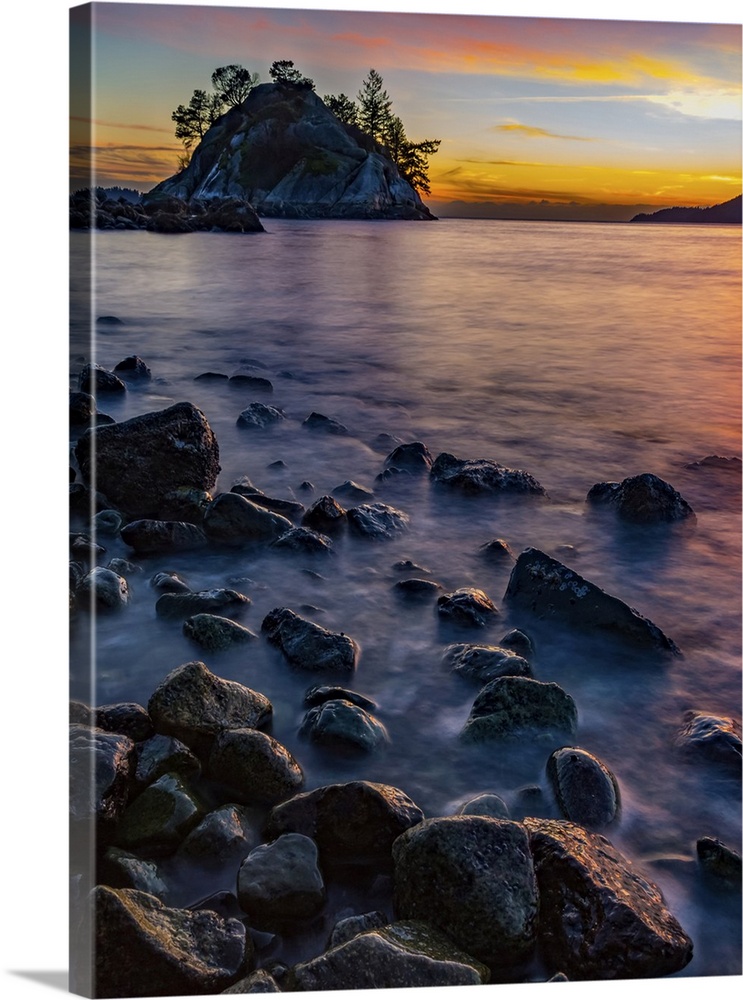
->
[631,194,741,224]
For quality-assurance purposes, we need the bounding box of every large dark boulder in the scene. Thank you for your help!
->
[88,886,249,997]
[75,402,220,519]
[78,363,127,395]
[587,473,695,524]
[201,197,264,232]
[392,816,539,968]
[120,519,208,554]
[431,453,547,496]
[116,772,204,854]
[207,728,304,805]
[183,614,257,651]
[675,710,742,770]
[384,441,433,474]
[546,746,620,829]
[155,589,250,620]
[444,643,532,683]
[461,676,577,745]
[347,502,410,540]
[266,780,424,867]
[236,833,324,928]
[262,607,359,674]
[203,492,293,545]
[525,819,693,979]
[437,587,499,628]
[299,698,390,754]
[69,724,134,833]
[504,548,679,654]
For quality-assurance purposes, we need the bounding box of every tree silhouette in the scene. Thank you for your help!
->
[356,69,393,143]
[269,60,314,90]
[171,89,224,151]
[323,92,358,126]
[211,65,259,107]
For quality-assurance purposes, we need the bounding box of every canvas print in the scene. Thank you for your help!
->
[68,2,742,996]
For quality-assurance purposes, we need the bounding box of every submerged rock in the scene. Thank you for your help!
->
[384,442,434,474]
[121,519,208,554]
[292,920,488,990]
[237,833,325,928]
[78,363,127,395]
[333,480,375,503]
[392,816,538,968]
[393,578,443,600]
[500,627,535,659]
[696,837,742,886]
[270,526,334,555]
[299,699,390,754]
[303,411,348,435]
[262,607,359,674]
[77,567,130,610]
[88,886,248,997]
[208,728,304,805]
[236,402,286,429]
[444,643,532,683]
[183,613,258,651]
[114,355,152,380]
[546,746,620,829]
[75,401,220,519]
[301,495,347,534]
[586,473,695,524]
[461,676,577,744]
[266,780,424,866]
[303,684,377,711]
[479,537,515,561]
[229,374,273,392]
[504,548,680,654]
[457,793,510,819]
[347,502,410,539]
[437,588,499,628]
[203,492,293,546]
[155,588,250,620]
[675,711,742,769]
[525,818,693,980]
[431,452,547,496]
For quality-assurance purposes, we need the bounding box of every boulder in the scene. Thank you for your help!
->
[93,509,123,536]
[392,816,538,967]
[431,452,547,496]
[203,493,293,546]
[504,548,680,654]
[78,363,127,395]
[150,570,191,594]
[155,589,250,620]
[291,920,488,990]
[461,676,578,744]
[333,480,375,503]
[94,702,154,742]
[329,911,388,948]
[69,724,134,833]
[299,699,390,754]
[384,441,433,473]
[222,970,281,993]
[347,502,410,540]
[444,643,531,683]
[586,473,695,524]
[133,734,201,789]
[75,402,220,519]
[236,833,325,928]
[236,402,286,429]
[157,486,213,524]
[116,772,204,854]
[457,793,510,819]
[202,197,264,232]
[183,614,258,651]
[113,355,152,380]
[120,519,208,554]
[88,886,248,997]
[302,411,348,435]
[102,848,169,898]
[178,804,259,864]
[266,780,424,866]
[479,537,515,561]
[525,818,693,979]
[147,661,272,753]
[262,607,359,674]
[208,728,304,805]
[393,578,442,600]
[270,527,334,555]
[69,390,96,425]
[77,567,130,610]
[437,588,499,628]
[303,684,376,711]
[500,628,535,658]
[546,746,620,828]
[233,491,304,520]
[675,711,742,770]
[229,374,273,392]
[696,837,742,886]
[301,495,347,534]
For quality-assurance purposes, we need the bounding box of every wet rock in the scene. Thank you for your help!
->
[457,793,510,819]
[437,587,499,628]
[297,480,315,493]
[333,481,375,504]
[301,495,347,534]
[203,492,293,546]
[696,837,742,886]
[686,455,742,471]
[78,363,127,395]
[107,557,141,577]
[546,746,620,829]
[114,355,152,380]
[262,607,359,674]
[479,537,515,561]
[102,847,169,898]
[93,509,123,536]
[587,473,695,524]
[431,452,547,496]
[147,661,272,753]
[183,614,258,651]
[512,785,552,821]
[88,886,248,997]
[117,772,203,853]
[156,588,250,620]
[150,570,191,593]
[134,734,201,789]
[195,371,228,382]
[266,780,424,866]
[375,466,412,485]
[69,482,115,518]
[394,578,443,600]
[236,402,286,429]
[525,818,693,979]
[304,685,377,711]
[292,920,488,990]
[302,411,348,435]
[500,628,535,658]
[201,198,264,233]
[77,567,130,610]
[208,728,304,805]
[223,970,281,993]
[270,527,334,555]
[392,816,538,967]
[70,700,93,725]
[675,711,742,769]
[237,833,324,928]
[461,676,578,744]
[95,702,154,742]
[504,548,680,654]
[69,724,134,832]
[384,441,433,473]
[69,390,96,425]
[373,432,403,452]
[444,643,532,683]
[393,559,431,574]
[158,486,213,524]
[75,401,220,519]
[299,699,390,754]
[329,911,388,948]
[70,532,106,564]
[230,374,273,392]
[121,519,208,554]
[178,804,259,864]
[347,502,410,540]
[232,491,304,521]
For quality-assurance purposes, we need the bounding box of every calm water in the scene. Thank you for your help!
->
[70,219,741,976]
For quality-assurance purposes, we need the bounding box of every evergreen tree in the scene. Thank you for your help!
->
[269,60,314,90]
[211,65,259,107]
[324,93,358,126]
[356,69,393,143]
[380,113,441,196]
[171,89,224,150]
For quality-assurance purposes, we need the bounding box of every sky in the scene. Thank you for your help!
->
[69,0,742,220]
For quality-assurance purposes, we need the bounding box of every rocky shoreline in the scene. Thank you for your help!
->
[69,354,741,997]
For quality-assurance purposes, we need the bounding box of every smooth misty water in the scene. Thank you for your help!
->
[70,219,741,977]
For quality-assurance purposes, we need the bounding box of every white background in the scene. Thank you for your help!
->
[1,1,739,998]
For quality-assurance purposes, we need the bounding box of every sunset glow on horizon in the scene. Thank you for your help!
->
[69,1,742,219]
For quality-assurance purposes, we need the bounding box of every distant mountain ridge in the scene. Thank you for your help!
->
[631,195,741,225]
[147,82,434,221]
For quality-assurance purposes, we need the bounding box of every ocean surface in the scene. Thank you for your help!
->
[70,218,741,977]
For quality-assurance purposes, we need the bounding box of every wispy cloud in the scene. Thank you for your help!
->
[492,123,595,141]
[71,116,172,134]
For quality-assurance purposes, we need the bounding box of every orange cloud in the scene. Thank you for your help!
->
[493,123,594,140]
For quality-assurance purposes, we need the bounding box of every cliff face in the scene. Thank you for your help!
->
[147,83,435,221]
[631,195,741,224]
